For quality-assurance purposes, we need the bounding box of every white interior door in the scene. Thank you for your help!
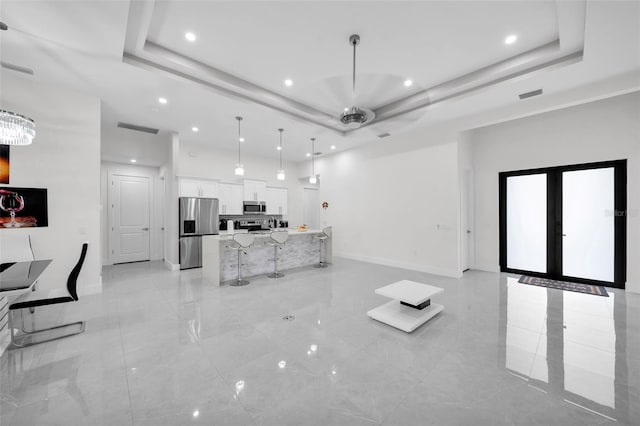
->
[303,188,319,229]
[110,174,150,264]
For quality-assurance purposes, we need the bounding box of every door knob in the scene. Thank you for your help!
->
[142,227,149,231]
[466,230,471,234]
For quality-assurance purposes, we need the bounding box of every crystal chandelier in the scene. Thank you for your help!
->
[0,110,36,145]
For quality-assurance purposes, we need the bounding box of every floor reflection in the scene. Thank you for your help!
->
[502,276,630,423]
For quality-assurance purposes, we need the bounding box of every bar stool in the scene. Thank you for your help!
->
[228,233,255,286]
[266,230,288,279]
[314,226,332,268]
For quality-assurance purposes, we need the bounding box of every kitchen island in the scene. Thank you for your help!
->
[202,229,332,286]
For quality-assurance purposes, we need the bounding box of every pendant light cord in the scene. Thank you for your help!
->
[311,138,316,176]
[278,129,283,169]
[236,116,242,164]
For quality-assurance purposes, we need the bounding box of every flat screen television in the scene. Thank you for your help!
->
[0,187,48,228]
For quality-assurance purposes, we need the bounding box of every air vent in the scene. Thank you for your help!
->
[377,132,391,138]
[314,152,322,156]
[117,122,159,134]
[1,61,34,75]
[519,89,543,100]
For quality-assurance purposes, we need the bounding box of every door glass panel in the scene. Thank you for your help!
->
[507,174,547,273]
[562,168,614,282]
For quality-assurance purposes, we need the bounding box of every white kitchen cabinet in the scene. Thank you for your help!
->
[219,183,243,215]
[243,179,267,202]
[266,187,288,215]
[179,178,218,198]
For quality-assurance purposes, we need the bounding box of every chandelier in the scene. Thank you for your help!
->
[0,110,36,145]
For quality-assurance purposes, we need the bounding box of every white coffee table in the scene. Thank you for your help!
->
[367,280,444,332]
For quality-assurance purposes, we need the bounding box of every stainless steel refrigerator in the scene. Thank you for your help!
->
[179,197,219,269]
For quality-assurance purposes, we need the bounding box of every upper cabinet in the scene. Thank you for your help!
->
[243,179,267,202]
[219,183,243,215]
[266,187,288,215]
[179,178,218,198]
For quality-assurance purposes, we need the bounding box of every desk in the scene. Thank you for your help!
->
[0,260,52,297]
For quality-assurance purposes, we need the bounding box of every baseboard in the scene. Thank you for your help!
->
[164,259,180,271]
[334,252,463,279]
[471,263,501,273]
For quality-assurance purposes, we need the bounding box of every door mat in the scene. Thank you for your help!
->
[518,276,609,297]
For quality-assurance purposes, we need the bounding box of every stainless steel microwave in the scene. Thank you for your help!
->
[243,201,266,214]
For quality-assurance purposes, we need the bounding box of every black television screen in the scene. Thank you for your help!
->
[0,187,48,228]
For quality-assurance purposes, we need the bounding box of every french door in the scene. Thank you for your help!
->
[499,160,626,288]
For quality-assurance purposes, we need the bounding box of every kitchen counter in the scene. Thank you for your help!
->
[202,229,331,286]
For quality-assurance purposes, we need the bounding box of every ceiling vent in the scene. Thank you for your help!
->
[314,152,322,156]
[377,132,391,138]
[117,122,159,134]
[1,61,34,75]
[519,89,543,100]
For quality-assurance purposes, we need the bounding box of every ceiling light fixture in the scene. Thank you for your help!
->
[284,79,293,87]
[276,128,285,181]
[130,159,137,163]
[158,97,167,104]
[192,126,199,132]
[306,153,311,157]
[0,110,36,145]
[404,79,413,87]
[505,34,517,45]
[330,145,336,150]
[339,34,375,129]
[309,138,317,184]
[234,116,245,176]
[185,32,196,42]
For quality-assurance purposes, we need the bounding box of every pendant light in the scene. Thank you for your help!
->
[234,116,244,176]
[276,128,285,181]
[309,138,317,184]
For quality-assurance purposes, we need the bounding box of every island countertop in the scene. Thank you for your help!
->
[202,228,331,286]
[217,229,323,239]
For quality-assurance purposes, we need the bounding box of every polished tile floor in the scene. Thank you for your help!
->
[1,258,639,425]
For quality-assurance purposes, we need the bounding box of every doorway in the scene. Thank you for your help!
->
[109,174,151,264]
[499,160,626,288]
[461,169,474,272]
[303,187,319,229]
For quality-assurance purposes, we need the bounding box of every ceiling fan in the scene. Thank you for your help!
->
[339,34,375,129]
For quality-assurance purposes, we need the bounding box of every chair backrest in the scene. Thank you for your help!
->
[0,233,35,263]
[269,230,288,245]
[322,226,332,238]
[233,233,255,248]
[67,243,88,301]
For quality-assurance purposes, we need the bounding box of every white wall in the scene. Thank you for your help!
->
[0,75,101,294]
[311,133,462,278]
[100,161,165,265]
[177,141,305,226]
[471,92,640,293]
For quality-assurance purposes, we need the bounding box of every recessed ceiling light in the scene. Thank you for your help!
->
[130,159,137,163]
[277,146,282,150]
[344,107,349,112]
[192,126,199,132]
[284,79,293,87]
[330,145,336,150]
[404,79,413,87]
[239,137,245,142]
[505,34,517,45]
[306,153,311,157]
[158,97,167,104]
[185,32,196,42]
